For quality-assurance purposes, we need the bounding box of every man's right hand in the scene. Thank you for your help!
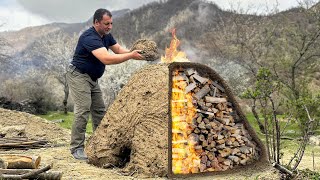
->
[131,50,144,60]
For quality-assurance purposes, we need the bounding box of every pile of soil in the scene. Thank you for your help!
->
[0,108,69,144]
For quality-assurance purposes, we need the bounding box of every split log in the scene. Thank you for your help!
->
[185,83,197,93]
[228,155,240,163]
[211,81,225,92]
[194,85,210,100]
[185,68,196,76]
[0,155,41,169]
[205,97,227,104]
[192,74,208,84]
[196,109,215,116]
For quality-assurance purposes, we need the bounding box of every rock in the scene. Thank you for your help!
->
[309,135,320,146]
[52,119,65,123]
[0,125,26,138]
[0,97,39,114]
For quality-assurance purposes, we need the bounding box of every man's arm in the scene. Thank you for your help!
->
[109,43,130,54]
[92,47,143,65]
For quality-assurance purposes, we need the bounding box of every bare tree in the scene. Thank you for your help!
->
[212,0,320,174]
[29,31,78,114]
[0,23,12,63]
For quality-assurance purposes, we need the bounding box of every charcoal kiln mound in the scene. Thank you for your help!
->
[86,64,170,177]
[85,63,268,178]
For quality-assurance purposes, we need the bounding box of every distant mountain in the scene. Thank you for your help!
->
[0,8,130,55]
[0,0,318,77]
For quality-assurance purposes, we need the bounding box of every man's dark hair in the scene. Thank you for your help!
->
[93,8,112,23]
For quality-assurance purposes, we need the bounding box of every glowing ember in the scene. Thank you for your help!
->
[161,29,189,63]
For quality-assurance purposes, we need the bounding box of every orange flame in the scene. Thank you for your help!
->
[161,29,189,63]
[171,71,200,174]
[163,28,199,174]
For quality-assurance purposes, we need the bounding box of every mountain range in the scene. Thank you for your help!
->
[0,0,319,87]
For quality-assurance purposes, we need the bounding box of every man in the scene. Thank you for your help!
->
[67,8,144,160]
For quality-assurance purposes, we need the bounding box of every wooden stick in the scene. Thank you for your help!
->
[21,164,51,179]
[272,163,293,176]
[313,150,315,170]
[0,165,56,179]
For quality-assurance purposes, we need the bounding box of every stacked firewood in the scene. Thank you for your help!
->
[172,68,260,173]
[0,155,62,179]
[0,137,48,150]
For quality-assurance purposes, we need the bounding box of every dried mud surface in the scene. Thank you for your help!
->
[86,64,170,177]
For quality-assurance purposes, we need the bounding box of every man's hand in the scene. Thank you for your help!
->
[130,39,160,61]
[131,50,144,60]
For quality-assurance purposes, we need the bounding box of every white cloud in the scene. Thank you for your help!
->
[208,0,315,14]
[0,0,50,32]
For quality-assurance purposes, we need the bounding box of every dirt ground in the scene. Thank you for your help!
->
[0,108,318,179]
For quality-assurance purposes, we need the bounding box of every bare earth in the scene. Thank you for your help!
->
[1,108,318,179]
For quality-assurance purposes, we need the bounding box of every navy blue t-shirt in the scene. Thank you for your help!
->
[71,26,117,81]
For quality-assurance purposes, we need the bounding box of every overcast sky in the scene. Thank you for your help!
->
[0,0,316,32]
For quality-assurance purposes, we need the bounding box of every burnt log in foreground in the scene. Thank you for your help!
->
[86,63,268,178]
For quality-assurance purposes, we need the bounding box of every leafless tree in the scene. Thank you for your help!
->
[29,31,78,114]
[211,0,320,173]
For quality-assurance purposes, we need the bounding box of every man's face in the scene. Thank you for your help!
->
[95,14,113,36]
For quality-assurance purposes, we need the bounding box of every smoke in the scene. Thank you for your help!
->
[196,2,215,24]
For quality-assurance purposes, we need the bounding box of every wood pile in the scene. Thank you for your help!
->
[171,67,260,173]
[0,137,48,150]
[0,155,62,179]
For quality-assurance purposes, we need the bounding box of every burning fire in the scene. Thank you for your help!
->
[172,70,201,174]
[161,29,189,63]
[169,29,201,174]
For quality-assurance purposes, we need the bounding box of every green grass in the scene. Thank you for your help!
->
[246,113,320,164]
[38,111,93,134]
[245,113,320,139]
